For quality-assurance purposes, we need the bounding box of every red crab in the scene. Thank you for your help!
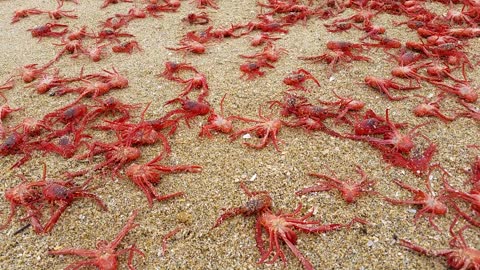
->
[0,132,35,169]
[240,42,287,63]
[0,177,45,233]
[212,182,272,228]
[363,76,420,101]
[94,103,171,152]
[380,141,438,176]
[84,97,139,123]
[28,23,68,40]
[100,16,130,30]
[158,61,198,81]
[82,44,108,62]
[443,178,480,227]
[45,0,78,20]
[249,33,281,46]
[144,3,179,17]
[390,62,434,83]
[182,12,210,25]
[95,29,134,43]
[384,173,448,231]
[348,109,430,155]
[174,72,209,99]
[229,107,284,151]
[400,217,480,270]
[66,26,92,40]
[76,140,141,177]
[317,91,365,121]
[166,40,206,55]
[431,81,478,103]
[298,50,370,76]
[163,97,211,128]
[239,60,274,80]
[49,210,144,269]
[19,62,53,83]
[425,61,466,83]
[256,204,366,270]
[35,128,91,159]
[296,166,376,204]
[125,152,201,207]
[11,8,44,24]
[283,69,320,91]
[199,94,235,137]
[111,41,142,54]
[35,165,107,233]
[43,99,88,128]
[413,94,457,122]
[351,109,407,136]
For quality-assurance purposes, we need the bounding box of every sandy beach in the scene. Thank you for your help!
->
[0,0,479,269]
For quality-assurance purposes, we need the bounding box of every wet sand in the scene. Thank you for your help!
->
[0,1,479,269]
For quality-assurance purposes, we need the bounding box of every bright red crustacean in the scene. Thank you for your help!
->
[296,166,376,204]
[49,210,144,269]
[84,141,140,175]
[351,109,407,136]
[28,23,68,40]
[125,152,201,207]
[158,61,198,81]
[426,61,467,83]
[431,81,478,103]
[239,60,274,80]
[400,217,480,270]
[18,63,52,83]
[413,94,457,122]
[163,97,211,128]
[95,29,134,43]
[363,75,420,101]
[283,69,320,91]
[111,41,143,54]
[256,204,367,270]
[22,164,107,233]
[229,107,284,151]
[100,16,130,30]
[212,182,272,228]
[240,42,287,63]
[348,109,430,155]
[173,72,209,99]
[317,90,365,121]
[45,0,78,20]
[249,33,281,46]
[166,40,206,55]
[0,177,45,233]
[200,94,235,137]
[84,97,139,123]
[383,172,448,231]
[11,8,44,24]
[443,176,480,227]
[182,12,210,25]
[0,131,35,169]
